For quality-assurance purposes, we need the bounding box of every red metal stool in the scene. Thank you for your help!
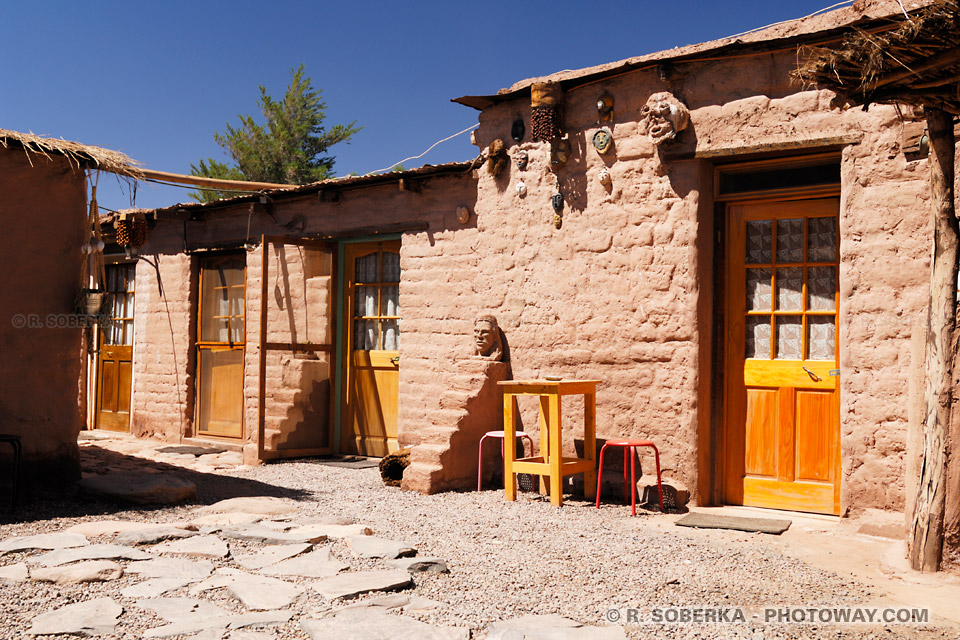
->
[477,431,534,491]
[595,439,664,515]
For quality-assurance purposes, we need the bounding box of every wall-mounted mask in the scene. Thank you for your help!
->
[639,91,690,145]
[515,149,529,171]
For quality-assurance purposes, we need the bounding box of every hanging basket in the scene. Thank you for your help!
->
[78,288,107,316]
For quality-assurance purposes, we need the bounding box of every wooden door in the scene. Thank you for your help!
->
[96,263,135,431]
[342,241,400,457]
[196,254,245,438]
[724,198,841,515]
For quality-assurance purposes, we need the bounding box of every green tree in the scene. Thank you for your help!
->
[190,64,360,202]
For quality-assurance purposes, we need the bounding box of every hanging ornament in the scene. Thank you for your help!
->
[456,206,470,224]
[486,139,508,176]
[531,82,563,142]
[597,92,614,123]
[598,168,612,187]
[553,214,563,230]
[81,243,92,254]
[516,180,527,197]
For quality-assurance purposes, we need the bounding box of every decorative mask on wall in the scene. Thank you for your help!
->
[552,192,564,213]
[515,149,529,171]
[456,206,470,224]
[511,117,525,142]
[598,168,612,186]
[474,314,504,361]
[639,91,690,145]
[592,128,613,154]
[550,136,570,169]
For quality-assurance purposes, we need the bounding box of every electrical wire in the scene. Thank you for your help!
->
[365,123,479,176]
[725,1,855,40]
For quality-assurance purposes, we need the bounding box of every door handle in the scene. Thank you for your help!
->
[802,366,821,382]
[390,356,400,365]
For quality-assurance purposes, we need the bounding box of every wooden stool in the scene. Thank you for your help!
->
[595,439,664,515]
[0,435,22,510]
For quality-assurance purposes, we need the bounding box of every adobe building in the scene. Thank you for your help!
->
[0,130,141,485]
[87,0,953,546]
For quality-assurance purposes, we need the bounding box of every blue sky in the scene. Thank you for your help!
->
[3,1,849,211]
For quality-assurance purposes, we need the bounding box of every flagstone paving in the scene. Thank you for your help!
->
[0,431,952,639]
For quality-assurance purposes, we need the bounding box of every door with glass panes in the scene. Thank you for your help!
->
[724,198,841,515]
[342,241,400,457]
[96,263,135,431]
[196,254,245,438]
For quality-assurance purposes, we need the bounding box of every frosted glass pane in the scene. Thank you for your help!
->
[745,316,771,359]
[382,251,400,282]
[808,217,837,262]
[808,316,836,360]
[355,254,378,283]
[746,220,772,264]
[776,316,803,360]
[746,268,771,311]
[777,218,804,263]
[383,320,399,351]
[777,267,803,311]
[383,285,399,316]
[808,266,836,311]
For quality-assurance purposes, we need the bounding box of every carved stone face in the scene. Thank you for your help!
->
[475,320,497,357]
[639,92,690,145]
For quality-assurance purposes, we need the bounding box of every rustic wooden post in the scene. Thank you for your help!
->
[910,107,958,572]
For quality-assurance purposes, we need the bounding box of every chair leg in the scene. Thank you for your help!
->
[622,446,629,506]
[629,446,637,516]
[478,435,493,492]
[651,444,665,512]
[595,444,609,509]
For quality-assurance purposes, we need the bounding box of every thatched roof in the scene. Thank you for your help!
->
[794,0,960,113]
[0,129,143,178]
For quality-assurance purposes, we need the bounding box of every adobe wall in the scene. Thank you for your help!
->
[0,147,87,484]
[469,48,932,511]
[130,174,479,464]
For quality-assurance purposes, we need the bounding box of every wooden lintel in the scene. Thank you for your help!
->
[250,202,270,214]
[318,190,342,203]
[693,135,862,159]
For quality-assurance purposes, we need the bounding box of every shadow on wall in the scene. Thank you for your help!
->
[0,443,314,526]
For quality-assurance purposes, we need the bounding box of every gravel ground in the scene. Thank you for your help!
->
[0,447,955,639]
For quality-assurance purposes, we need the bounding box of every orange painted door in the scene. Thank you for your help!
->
[342,241,400,457]
[196,254,245,438]
[96,263,135,431]
[724,198,841,515]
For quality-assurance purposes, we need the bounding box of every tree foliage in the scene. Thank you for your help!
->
[189,65,360,202]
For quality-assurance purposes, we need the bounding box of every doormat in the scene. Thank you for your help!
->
[307,455,381,469]
[157,445,228,457]
[675,512,791,535]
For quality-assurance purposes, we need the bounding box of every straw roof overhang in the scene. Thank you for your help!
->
[0,129,143,179]
[147,159,478,218]
[453,2,934,110]
[794,1,960,114]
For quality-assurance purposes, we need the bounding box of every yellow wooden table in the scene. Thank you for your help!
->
[499,379,599,506]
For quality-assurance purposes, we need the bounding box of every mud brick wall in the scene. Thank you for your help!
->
[0,148,87,483]
[468,48,933,511]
